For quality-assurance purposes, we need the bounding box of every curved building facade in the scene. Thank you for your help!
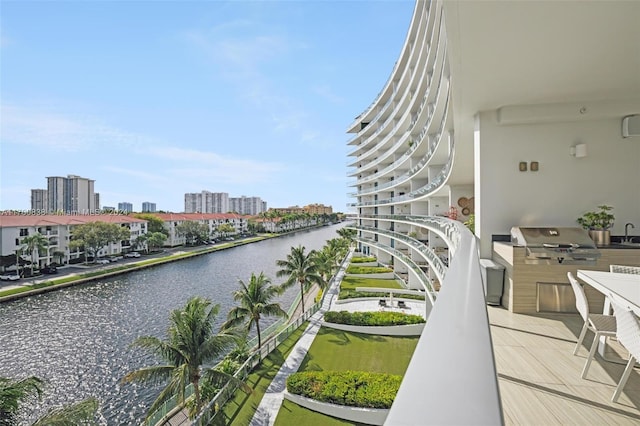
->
[347,0,639,423]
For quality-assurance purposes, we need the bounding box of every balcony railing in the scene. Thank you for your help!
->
[384,218,503,425]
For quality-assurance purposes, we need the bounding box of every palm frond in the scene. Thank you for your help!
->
[32,397,99,426]
[121,365,175,385]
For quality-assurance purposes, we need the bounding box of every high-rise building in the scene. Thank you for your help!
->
[31,189,48,211]
[118,202,133,213]
[142,202,156,213]
[184,191,229,213]
[229,196,266,215]
[45,175,97,213]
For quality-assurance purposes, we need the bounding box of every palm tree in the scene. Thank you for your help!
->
[20,233,49,275]
[311,249,336,290]
[0,376,44,425]
[222,272,288,350]
[33,397,99,426]
[122,297,238,417]
[276,245,323,314]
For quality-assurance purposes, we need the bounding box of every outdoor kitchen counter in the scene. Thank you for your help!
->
[492,242,640,314]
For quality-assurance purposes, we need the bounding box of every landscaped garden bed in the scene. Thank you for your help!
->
[324,311,425,326]
[349,256,377,264]
[345,265,392,274]
[286,370,401,408]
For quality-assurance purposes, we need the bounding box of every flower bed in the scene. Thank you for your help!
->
[286,370,402,409]
[350,256,377,264]
[346,265,393,274]
[324,310,425,326]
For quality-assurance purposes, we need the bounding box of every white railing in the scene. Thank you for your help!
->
[382,217,503,425]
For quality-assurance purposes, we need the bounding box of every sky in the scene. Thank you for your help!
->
[0,0,414,214]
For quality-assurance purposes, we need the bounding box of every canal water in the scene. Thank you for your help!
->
[0,223,345,425]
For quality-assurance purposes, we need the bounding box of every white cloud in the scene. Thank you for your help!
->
[0,104,151,152]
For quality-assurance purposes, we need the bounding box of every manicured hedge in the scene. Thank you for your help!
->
[324,310,425,326]
[346,265,393,274]
[286,370,402,409]
[338,290,425,301]
[350,256,377,264]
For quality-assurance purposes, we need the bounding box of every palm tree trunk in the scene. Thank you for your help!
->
[193,376,202,412]
[299,280,306,313]
[256,319,262,350]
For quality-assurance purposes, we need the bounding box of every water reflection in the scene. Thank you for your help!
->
[0,224,344,424]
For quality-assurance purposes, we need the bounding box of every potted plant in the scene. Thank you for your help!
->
[576,205,614,246]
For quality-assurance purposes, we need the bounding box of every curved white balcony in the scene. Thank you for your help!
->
[347,9,445,161]
[347,1,429,134]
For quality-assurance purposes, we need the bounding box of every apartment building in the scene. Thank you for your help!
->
[45,175,99,213]
[30,189,48,211]
[304,203,333,215]
[229,196,266,216]
[184,191,229,213]
[141,202,157,213]
[0,214,147,267]
[154,213,247,246]
[118,202,133,213]
[347,1,639,423]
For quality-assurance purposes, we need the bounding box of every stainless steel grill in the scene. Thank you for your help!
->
[510,226,601,264]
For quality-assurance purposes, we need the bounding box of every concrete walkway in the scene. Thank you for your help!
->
[249,254,348,426]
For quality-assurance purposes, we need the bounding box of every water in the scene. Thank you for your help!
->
[0,224,345,425]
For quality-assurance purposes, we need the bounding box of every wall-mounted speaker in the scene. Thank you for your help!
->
[622,114,640,138]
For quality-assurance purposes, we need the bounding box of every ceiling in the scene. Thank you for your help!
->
[443,0,640,114]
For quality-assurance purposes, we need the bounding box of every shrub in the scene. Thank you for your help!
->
[346,265,392,274]
[324,310,425,326]
[338,290,425,301]
[350,256,377,264]
[286,371,402,409]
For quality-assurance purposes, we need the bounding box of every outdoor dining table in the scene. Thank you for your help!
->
[577,269,640,360]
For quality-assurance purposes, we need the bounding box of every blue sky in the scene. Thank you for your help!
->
[1,0,414,213]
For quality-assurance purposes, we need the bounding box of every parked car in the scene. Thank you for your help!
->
[125,252,140,258]
[0,274,21,281]
[41,265,58,274]
[110,256,124,262]
[96,259,111,264]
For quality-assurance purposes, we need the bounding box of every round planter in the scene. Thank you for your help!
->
[589,229,611,246]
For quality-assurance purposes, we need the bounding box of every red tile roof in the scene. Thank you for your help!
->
[0,214,146,227]
[152,213,246,221]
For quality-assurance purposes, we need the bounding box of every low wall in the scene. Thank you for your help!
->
[346,272,395,279]
[284,391,388,426]
[320,321,425,336]
[350,261,379,267]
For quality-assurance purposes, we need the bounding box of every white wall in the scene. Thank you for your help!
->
[475,110,640,256]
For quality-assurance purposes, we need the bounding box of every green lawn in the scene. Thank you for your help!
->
[219,322,309,426]
[340,276,403,291]
[276,400,365,426]
[273,327,418,425]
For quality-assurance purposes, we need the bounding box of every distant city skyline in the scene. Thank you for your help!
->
[0,1,414,213]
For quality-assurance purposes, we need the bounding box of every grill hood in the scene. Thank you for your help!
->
[510,227,600,264]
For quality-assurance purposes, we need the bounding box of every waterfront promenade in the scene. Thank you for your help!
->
[249,252,348,425]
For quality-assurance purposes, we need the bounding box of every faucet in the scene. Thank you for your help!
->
[624,222,635,242]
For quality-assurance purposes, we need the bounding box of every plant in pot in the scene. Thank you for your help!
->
[576,205,614,246]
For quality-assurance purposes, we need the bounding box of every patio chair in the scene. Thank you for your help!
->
[567,272,617,378]
[610,265,640,275]
[611,302,640,402]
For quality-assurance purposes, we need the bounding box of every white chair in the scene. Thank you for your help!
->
[610,264,640,275]
[567,272,617,378]
[611,302,640,402]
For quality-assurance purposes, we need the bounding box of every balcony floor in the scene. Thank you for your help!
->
[489,306,640,425]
